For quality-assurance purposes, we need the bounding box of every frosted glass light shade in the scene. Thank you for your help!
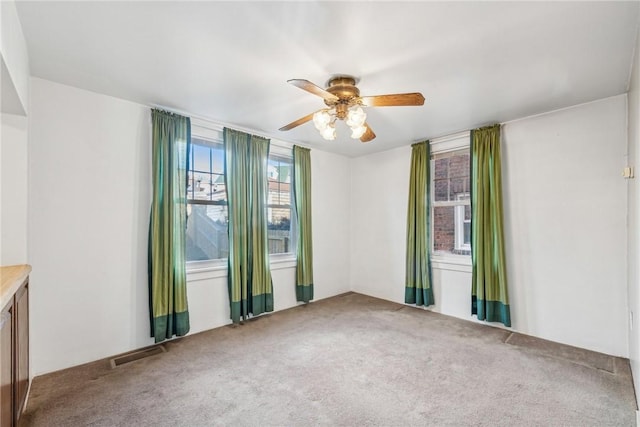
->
[313,110,332,130]
[320,124,336,140]
[350,125,367,139]
[346,106,366,128]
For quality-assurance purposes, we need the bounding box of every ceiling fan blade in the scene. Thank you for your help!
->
[288,79,339,102]
[360,123,376,143]
[279,111,316,131]
[360,93,425,107]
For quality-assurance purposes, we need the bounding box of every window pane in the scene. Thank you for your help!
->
[433,149,470,202]
[434,206,455,254]
[434,179,448,202]
[192,144,211,173]
[268,158,291,183]
[267,207,291,254]
[211,174,226,202]
[449,177,467,200]
[463,205,471,246]
[449,152,469,179]
[211,146,224,174]
[190,173,209,201]
[186,204,229,261]
[268,181,280,205]
[463,221,471,246]
[433,202,471,256]
[434,157,449,179]
[268,183,290,206]
[189,139,226,204]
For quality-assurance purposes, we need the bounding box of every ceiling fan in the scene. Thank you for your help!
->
[279,75,425,143]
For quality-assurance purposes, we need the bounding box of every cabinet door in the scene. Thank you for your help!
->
[0,301,14,427]
[15,282,28,420]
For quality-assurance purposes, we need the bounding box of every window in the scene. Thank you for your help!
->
[185,120,295,264]
[432,144,471,257]
[267,153,294,255]
[186,137,228,262]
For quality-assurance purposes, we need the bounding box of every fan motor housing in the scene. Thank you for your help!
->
[324,76,360,106]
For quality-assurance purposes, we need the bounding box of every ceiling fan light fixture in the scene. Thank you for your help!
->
[320,123,336,140]
[346,106,366,128]
[313,109,332,131]
[350,125,367,139]
[280,75,424,144]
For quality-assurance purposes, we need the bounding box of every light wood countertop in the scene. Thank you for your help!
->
[1,264,31,310]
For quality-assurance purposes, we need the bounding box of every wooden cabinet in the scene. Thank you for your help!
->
[0,266,30,427]
[14,282,28,421]
[1,299,14,427]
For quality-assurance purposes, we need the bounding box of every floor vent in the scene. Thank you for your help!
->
[110,345,166,368]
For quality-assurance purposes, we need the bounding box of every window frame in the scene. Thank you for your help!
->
[267,144,297,260]
[186,124,228,270]
[430,132,472,270]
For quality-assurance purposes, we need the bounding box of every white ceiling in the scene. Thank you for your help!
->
[15,1,640,157]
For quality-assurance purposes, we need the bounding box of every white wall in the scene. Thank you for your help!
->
[503,95,627,356]
[309,149,351,300]
[1,113,28,265]
[28,78,351,375]
[0,0,30,266]
[29,78,152,375]
[350,145,411,303]
[627,25,640,399]
[351,95,629,357]
[0,0,30,115]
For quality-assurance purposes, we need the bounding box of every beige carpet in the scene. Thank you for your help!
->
[20,293,636,426]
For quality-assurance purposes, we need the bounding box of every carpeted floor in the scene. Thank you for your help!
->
[20,293,637,426]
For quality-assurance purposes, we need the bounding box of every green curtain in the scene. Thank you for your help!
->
[224,128,274,323]
[471,124,511,327]
[293,146,314,303]
[405,141,434,307]
[148,109,191,343]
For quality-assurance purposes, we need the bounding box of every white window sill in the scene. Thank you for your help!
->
[269,254,297,270]
[431,254,472,273]
[186,254,296,282]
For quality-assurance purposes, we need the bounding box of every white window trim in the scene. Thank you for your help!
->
[430,130,470,154]
[431,257,472,273]
[269,253,297,269]
[186,253,297,282]
[186,260,228,281]
[430,131,471,267]
[191,118,223,141]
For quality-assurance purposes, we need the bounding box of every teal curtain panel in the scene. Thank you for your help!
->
[470,124,511,327]
[293,146,314,303]
[224,128,274,323]
[148,109,191,343]
[405,141,434,307]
